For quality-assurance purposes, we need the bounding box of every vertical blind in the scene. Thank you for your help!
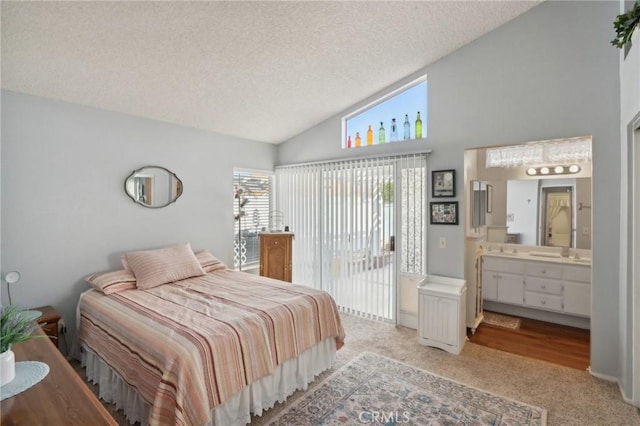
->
[276,153,428,322]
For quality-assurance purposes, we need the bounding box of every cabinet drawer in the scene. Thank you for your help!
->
[524,261,562,279]
[525,292,563,311]
[524,277,562,295]
[563,265,591,283]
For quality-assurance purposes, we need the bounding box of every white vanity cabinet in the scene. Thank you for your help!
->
[562,264,591,317]
[418,275,467,355]
[482,257,524,305]
[482,253,591,320]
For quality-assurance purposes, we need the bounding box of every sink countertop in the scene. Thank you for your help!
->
[482,250,591,266]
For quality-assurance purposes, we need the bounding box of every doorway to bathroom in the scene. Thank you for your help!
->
[541,186,573,248]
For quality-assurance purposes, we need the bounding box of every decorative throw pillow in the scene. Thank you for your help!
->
[86,269,137,295]
[194,250,227,273]
[123,242,206,290]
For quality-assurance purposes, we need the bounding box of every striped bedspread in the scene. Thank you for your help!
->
[78,269,345,426]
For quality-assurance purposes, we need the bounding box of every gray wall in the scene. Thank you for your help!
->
[617,0,640,404]
[278,1,621,378]
[1,90,277,346]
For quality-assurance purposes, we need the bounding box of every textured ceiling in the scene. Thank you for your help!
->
[2,1,542,144]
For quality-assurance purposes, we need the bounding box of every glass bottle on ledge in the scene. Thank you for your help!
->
[378,122,386,144]
[415,112,422,139]
[390,118,397,141]
[403,114,411,140]
[346,135,352,148]
[367,125,373,145]
[355,132,362,147]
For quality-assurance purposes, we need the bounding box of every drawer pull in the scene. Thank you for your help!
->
[541,285,546,289]
[541,300,546,305]
[541,270,547,274]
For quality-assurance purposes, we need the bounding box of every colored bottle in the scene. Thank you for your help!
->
[378,122,385,144]
[403,114,410,140]
[390,118,397,141]
[367,125,373,145]
[415,112,422,139]
[347,135,352,148]
[355,132,362,147]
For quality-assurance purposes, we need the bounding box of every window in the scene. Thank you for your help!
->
[233,169,273,270]
[342,76,427,149]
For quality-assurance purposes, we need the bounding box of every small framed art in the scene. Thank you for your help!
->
[430,201,459,225]
[432,169,455,198]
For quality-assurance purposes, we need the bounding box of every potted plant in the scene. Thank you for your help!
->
[612,0,640,49]
[0,305,47,386]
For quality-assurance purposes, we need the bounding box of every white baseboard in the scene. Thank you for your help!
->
[588,368,638,406]
[398,311,417,330]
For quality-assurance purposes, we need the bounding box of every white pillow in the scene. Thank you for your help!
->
[123,243,206,290]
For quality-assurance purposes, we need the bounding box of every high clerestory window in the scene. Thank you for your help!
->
[342,76,427,149]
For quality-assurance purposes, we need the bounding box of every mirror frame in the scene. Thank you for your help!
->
[124,166,183,209]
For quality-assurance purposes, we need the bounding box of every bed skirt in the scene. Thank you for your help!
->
[81,338,337,426]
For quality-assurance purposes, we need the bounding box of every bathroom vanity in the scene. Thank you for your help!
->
[481,248,591,328]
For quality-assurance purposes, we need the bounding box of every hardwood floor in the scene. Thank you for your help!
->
[467,311,591,370]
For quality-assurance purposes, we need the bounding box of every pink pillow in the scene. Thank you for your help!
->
[86,269,137,295]
[123,243,206,290]
[194,250,227,273]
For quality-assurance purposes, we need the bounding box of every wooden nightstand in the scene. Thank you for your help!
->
[33,305,61,348]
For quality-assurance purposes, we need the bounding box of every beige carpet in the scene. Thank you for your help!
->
[72,313,640,425]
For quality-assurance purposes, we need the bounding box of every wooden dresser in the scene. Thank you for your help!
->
[259,232,294,282]
[34,305,61,348]
[1,327,117,425]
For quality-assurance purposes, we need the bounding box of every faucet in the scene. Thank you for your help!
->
[499,245,504,253]
[574,252,581,260]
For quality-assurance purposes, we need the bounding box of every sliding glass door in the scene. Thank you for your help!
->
[276,154,426,322]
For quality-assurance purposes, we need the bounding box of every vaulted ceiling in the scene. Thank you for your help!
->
[1,1,542,144]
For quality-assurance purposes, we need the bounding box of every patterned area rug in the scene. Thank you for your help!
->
[267,352,546,425]
[483,311,522,330]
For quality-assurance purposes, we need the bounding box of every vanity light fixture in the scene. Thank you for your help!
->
[486,137,591,168]
[525,164,581,176]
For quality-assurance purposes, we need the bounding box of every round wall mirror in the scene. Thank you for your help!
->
[124,166,183,208]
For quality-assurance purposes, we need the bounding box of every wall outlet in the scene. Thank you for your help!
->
[439,237,446,248]
[582,227,590,235]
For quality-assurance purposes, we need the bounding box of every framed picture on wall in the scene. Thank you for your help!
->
[430,201,459,225]
[432,169,456,197]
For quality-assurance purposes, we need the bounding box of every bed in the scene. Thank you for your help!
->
[76,244,345,426]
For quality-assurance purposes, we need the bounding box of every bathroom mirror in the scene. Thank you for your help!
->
[124,166,183,208]
[505,177,591,248]
[471,180,487,227]
[465,137,592,250]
